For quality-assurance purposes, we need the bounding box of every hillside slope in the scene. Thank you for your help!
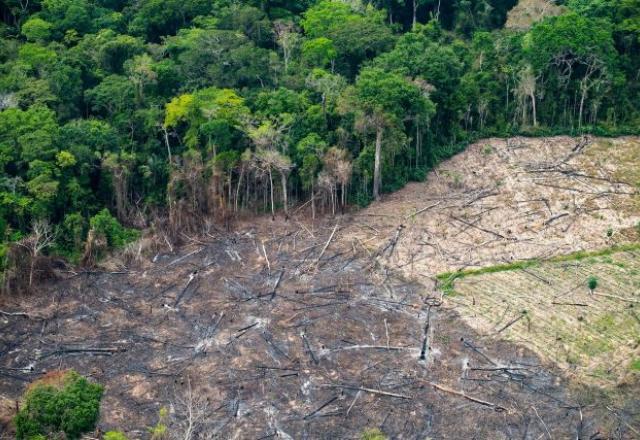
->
[346,136,640,386]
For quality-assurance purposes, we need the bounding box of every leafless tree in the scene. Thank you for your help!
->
[169,376,210,440]
[18,220,56,289]
[323,147,352,212]
[274,20,300,74]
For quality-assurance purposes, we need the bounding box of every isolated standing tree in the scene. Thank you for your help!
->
[248,120,292,218]
[515,64,538,127]
[274,20,300,74]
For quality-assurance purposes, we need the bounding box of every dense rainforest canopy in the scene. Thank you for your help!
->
[0,0,639,272]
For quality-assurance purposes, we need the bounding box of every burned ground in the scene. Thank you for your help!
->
[0,220,637,439]
[1,136,640,439]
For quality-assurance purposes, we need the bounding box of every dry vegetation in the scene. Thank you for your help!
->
[444,248,640,386]
[506,0,565,30]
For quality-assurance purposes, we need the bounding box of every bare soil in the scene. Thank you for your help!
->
[0,136,639,439]
[346,136,640,277]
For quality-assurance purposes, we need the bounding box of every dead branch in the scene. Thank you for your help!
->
[594,292,640,303]
[544,212,570,226]
[304,396,339,419]
[493,312,527,335]
[331,345,419,353]
[316,223,339,265]
[321,384,412,400]
[551,302,588,307]
[0,309,33,319]
[405,201,442,220]
[261,240,271,274]
[450,215,514,241]
[418,379,506,411]
[173,271,198,307]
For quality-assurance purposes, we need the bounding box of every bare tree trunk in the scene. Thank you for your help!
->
[311,182,316,220]
[579,81,587,129]
[162,127,172,164]
[268,168,275,219]
[413,0,418,29]
[332,185,336,216]
[373,125,383,202]
[281,172,288,219]
[235,167,244,213]
[530,92,537,127]
[415,120,420,168]
[227,172,232,208]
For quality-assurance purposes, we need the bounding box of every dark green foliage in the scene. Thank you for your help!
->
[14,371,103,440]
[89,209,139,248]
[0,0,639,269]
[588,276,599,292]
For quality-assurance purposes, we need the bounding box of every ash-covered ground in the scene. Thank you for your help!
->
[0,220,637,439]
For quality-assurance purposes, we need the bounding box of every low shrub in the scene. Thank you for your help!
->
[14,370,103,440]
[362,428,387,440]
[89,209,139,249]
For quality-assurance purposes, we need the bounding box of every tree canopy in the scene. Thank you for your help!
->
[1,0,640,270]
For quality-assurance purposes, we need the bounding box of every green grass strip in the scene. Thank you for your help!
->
[436,242,640,294]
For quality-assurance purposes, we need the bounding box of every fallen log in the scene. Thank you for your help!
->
[321,384,412,400]
[316,223,339,265]
[0,310,33,319]
[304,396,339,419]
[331,345,419,353]
[418,379,506,411]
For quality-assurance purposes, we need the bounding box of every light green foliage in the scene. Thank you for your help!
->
[14,371,103,440]
[301,37,337,67]
[148,407,169,440]
[104,431,129,440]
[21,18,53,42]
[361,428,387,440]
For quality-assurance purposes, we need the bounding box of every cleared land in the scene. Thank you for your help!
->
[0,136,638,438]
[1,221,613,438]
[442,246,640,386]
[345,136,640,387]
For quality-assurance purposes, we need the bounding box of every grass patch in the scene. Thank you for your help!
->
[630,359,640,372]
[436,243,640,294]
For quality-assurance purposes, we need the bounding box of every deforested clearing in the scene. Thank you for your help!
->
[347,135,640,387]
[1,136,638,438]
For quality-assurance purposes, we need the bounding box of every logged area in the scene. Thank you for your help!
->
[347,136,640,385]
[3,0,640,437]
[1,136,639,438]
[0,222,604,438]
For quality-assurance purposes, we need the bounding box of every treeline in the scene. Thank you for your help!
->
[0,0,639,271]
